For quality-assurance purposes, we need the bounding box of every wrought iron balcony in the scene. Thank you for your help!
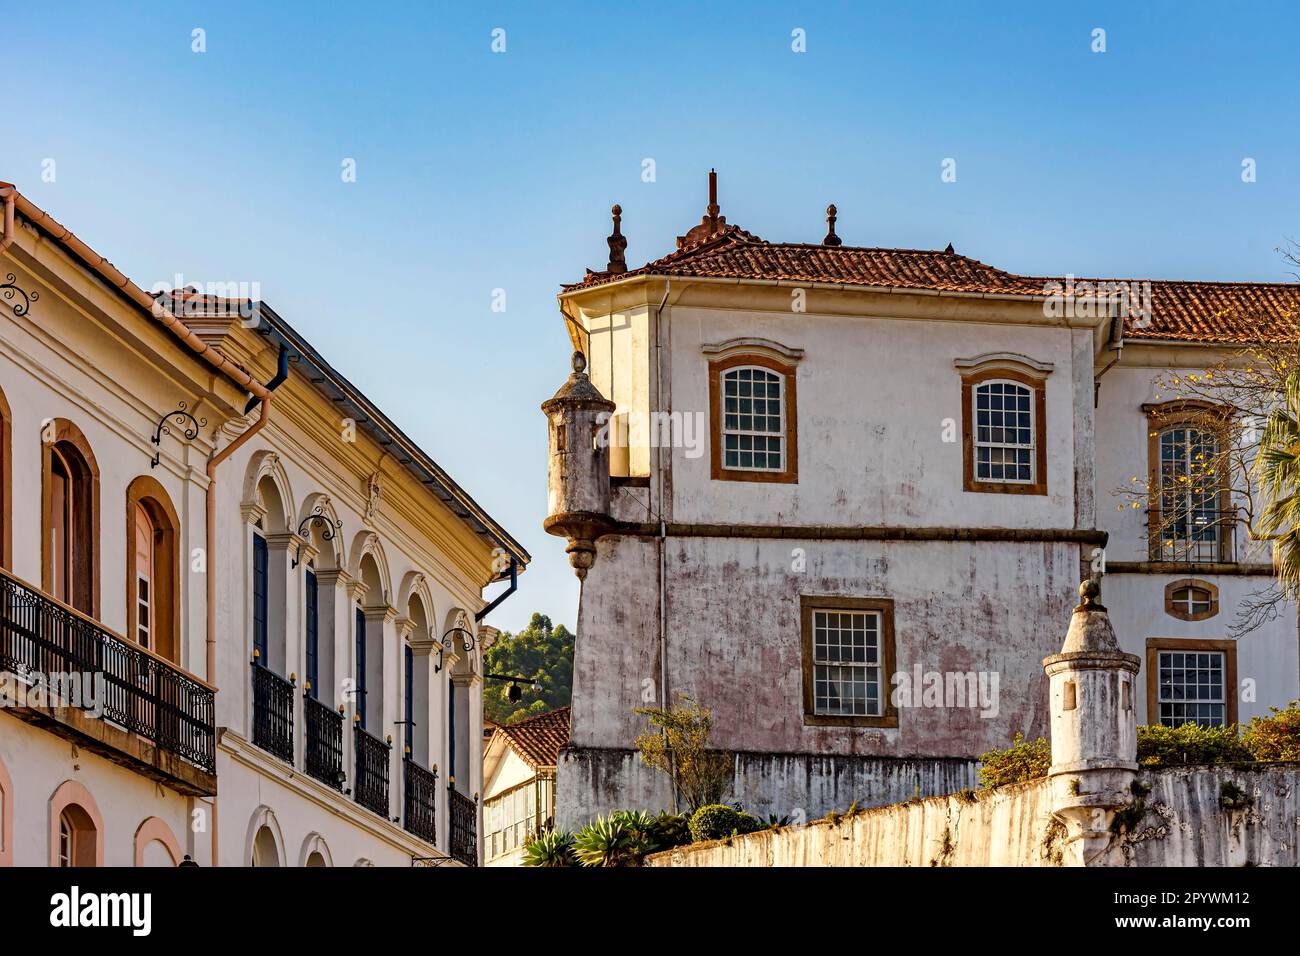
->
[449,788,478,866]
[403,757,438,845]
[1147,508,1236,564]
[250,660,294,764]
[0,566,215,792]
[354,724,391,817]
[304,694,345,790]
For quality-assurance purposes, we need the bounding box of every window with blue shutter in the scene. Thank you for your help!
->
[252,533,268,663]
[305,567,319,699]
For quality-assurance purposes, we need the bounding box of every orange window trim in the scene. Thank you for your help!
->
[708,353,799,484]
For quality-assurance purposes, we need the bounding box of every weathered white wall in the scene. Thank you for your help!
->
[667,305,1080,528]
[646,765,1300,867]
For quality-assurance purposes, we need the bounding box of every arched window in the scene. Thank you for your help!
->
[55,806,97,867]
[956,356,1051,496]
[251,825,280,867]
[708,351,799,484]
[42,423,99,614]
[49,780,103,867]
[125,477,181,663]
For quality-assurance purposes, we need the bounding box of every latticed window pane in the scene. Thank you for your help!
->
[812,610,881,716]
[722,367,785,471]
[1157,427,1220,561]
[974,381,1034,483]
[1171,586,1213,616]
[1157,650,1226,727]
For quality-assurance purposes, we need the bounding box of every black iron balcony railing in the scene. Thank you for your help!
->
[449,788,478,866]
[1147,507,1236,564]
[354,724,391,817]
[0,566,215,775]
[403,757,438,845]
[304,694,345,790]
[250,660,294,764]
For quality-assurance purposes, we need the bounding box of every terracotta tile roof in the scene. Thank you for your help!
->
[564,214,1300,345]
[496,706,570,770]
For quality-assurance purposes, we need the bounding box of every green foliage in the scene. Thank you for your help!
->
[1219,780,1252,811]
[634,694,733,812]
[483,612,573,725]
[1241,700,1300,761]
[688,804,742,842]
[571,813,654,867]
[1137,723,1252,766]
[977,732,1051,789]
[521,829,577,867]
[644,811,692,851]
[734,811,766,835]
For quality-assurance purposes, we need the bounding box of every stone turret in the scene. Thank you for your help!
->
[1042,578,1141,865]
[541,351,616,579]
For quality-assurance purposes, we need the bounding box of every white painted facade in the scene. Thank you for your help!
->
[546,206,1300,828]
[0,186,526,867]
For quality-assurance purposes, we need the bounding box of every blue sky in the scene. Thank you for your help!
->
[6,1,1300,632]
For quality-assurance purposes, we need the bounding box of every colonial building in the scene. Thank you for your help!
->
[544,172,1300,829]
[0,181,528,866]
[481,706,567,865]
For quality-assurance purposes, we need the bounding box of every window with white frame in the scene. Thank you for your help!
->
[811,608,883,717]
[973,380,1034,484]
[1157,426,1222,562]
[1156,648,1227,727]
[721,366,785,472]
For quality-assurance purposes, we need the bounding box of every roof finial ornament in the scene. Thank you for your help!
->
[606,204,627,274]
[823,204,842,246]
[944,242,955,254]
[706,168,720,231]
[572,350,587,375]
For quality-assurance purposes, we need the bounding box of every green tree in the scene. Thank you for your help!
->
[483,612,574,724]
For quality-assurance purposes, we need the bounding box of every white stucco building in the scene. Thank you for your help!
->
[0,181,528,867]
[544,172,1300,828]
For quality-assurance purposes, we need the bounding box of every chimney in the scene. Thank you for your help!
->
[1042,578,1141,866]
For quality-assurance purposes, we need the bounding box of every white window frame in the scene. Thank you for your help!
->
[1157,426,1221,561]
[720,365,786,473]
[811,608,884,718]
[972,378,1036,485]
[1156,648,1227,728]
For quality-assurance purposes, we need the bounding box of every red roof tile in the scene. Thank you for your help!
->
[564,218,1300,345]
[495,707,570,770]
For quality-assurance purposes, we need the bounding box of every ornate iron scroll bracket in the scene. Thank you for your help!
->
[292,504,343,568]
[1,274,38,316]
[150,401,207,468]
[435,615,476,674]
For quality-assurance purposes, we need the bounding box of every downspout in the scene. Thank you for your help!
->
[203,386,275,867]
[654,280,673,809]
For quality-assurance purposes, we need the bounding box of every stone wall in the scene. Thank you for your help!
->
[644,764,1300,867]
[557,746,976,832]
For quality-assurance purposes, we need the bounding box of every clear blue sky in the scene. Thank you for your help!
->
[6,1,1299,632]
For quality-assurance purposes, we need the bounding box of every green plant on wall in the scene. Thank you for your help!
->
[977,732,1051,789]
[634,694,733,812]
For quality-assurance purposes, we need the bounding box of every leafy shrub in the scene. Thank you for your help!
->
[1137,723,1251,767]
[634,695,733,812]
[522,829,577,867]
[644,811,692,850]
[977,732,1051,789]
[1242,701,1300,761]
[688,804,741,842]
[735,811,766,835]
[572,814,654,867]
